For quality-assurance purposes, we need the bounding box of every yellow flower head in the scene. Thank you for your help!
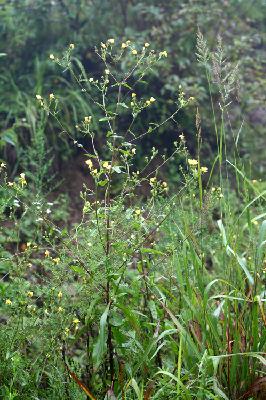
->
[58,307,64,312]
[150,177,156,185]
[144,42,150,48]
[69,43,75,49]
[85,159,93,169]
[200,166,208,173]
[132,93,136,98]
[121,42,127,49]
[49,54,55,60]
[135,208,141,216]
[159,51,168,58]
[102,161,111,170]
[49,93,55,100]
[149,97,156,103]
[132,49,138,55]
[5,299,12,305]
[44,250,50,257]
[188,159,198,167]
[19,173,27,187]
[58,291,63,299]
[27,291,34,298]
[52,257,60,265]
[84,116,92,124]
[108,38,115,44]
[73,318,80,324]
[36,94,42,101]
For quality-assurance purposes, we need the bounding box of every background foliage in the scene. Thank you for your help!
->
[0,0,265,178]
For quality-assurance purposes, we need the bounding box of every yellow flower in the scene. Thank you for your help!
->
[58,307,64,312]
[144,42,150,48]
[69,43,75,49]
[135,208,141,216]
[27,291,34,298]
[49,93,55,100]
[52,257,60,265]
[58,291,63,299]
[44,250,50,257]
[85,159,93,169]
[159,50,168,57]
[5,299,12,305]
[162,181,168,188]
[132,148,136,155]
[8,182,14,187]
[101,42,106,49]
[19,173,27,187]
[102,161,111,170]
[149,97,156,103]
[84,116,92,124]
[89,77,94,82]
[146,100,151,106]
[105,69,110,75]
[121,42,127,49]
[108,38,115,44]
[36,94,42,101]
[150,177,156,185]
[132,49,138,55]
[188,159,198,166]
[200,166,208,173]
[49,54,55,60]
[73,318,80,324]
[132,93,136,98]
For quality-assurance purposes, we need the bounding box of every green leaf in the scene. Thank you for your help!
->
[140,247,164,256]
[92,304,110,369]
[99,116,115,122]
[217,220,254,285]
[112,166,122,174]
[1,129,18,147]
[117,102,129,109]
[98,180,108,187]
[70,265,86,276]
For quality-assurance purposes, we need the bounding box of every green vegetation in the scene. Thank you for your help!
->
[0,1,265,399]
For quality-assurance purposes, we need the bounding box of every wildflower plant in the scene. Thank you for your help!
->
[33,38,204,397]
